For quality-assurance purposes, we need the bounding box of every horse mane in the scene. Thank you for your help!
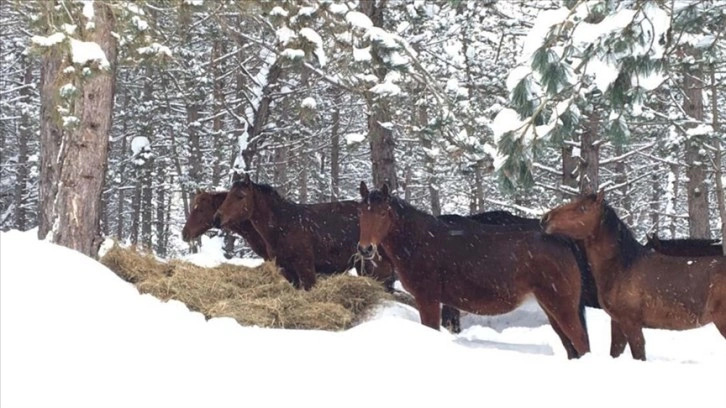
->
[233,180,288,202]
[597,197,646,269]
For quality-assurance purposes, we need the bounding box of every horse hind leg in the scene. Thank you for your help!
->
[542,309,580,359]
[441,305,461,334]
[416,297,443,331]
[533,288,591,358]
[619,322,647,361]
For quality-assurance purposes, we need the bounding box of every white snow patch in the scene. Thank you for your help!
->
[301,97,317,109]
[345,133,365,145]
[328,3,348,15]
[70,38,110,69]
[183,0,204,5]
[686,124,713,137]
[300,28,326,67]
[131,136,151,156]
[75,0,94,20]
[31,32,65,47]
[521,7,571,62]
[281,48,305,60]
[137,42,172,57]
[269,6,288,17]
[276,26,297,46]
[353,46,371,62]
[507,66,531,93]
[346,11,373,30]
[491,108,524,140]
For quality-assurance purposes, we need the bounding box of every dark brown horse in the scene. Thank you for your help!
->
[213,174,394,290]
[437,211,600,335]
[182,190,269,259]
[542,190,726,360]
[357,182,590,359]
[645,233,723,257]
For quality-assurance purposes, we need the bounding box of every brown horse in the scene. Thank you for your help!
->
[542,190,726,360]
[646,233,724,257]
[182,190,270,259]
[357,182,590,359]
[213,174,394,290]
[437,212,600,336]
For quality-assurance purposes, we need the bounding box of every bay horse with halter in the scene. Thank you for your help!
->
[357,182,591,359]
[645,233,724,257]
[213,173,395,291]
[182,190,269,259]
[541,190,726,360]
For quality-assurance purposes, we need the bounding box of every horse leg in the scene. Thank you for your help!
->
[533,289,591,357]
[542,309,580,359]
[441,305,461,334]
[296,260,317,291]
[609,319,628,358]
[416,297,442,330]
[619,322,646,361]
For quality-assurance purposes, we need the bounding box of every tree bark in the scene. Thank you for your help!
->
[710,69,725,254]
[241,62,282,171]
[211,38,225,187]
[141,67,154,249]
[579,108,600,194]
[669,163,679,238]
[330,104,341,202]
[37,44,64,240]
[682,51,710,238]
[115,82,130,241]
[50,2,117,258]
[360,0,398,191]
[561,145,579,195]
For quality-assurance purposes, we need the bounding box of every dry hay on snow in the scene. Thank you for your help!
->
[100,244,393,331]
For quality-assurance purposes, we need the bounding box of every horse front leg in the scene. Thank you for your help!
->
[609,319,628,358]
[416,296,442,330]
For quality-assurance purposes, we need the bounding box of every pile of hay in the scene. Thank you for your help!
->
[100,244,394,331]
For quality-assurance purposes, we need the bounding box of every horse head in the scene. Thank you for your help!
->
[182,190,225,241]
[357,181,395,260]
[214,173,255,229]
[541,189,605,240]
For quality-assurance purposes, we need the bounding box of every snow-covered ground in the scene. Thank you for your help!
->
[1,229,724,408]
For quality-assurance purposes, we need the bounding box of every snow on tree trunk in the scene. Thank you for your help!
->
[561,145,578,196]
[141,70,154,249]
[614,144,631,224]
[50,2,117,258]
[709,70,725,255]
[681,49,710,239]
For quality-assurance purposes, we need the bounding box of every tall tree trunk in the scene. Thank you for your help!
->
[360,0,398,191]
[330,103,341,202]
[710,70,725,255]
[474,162,484,212]
[155,160,166,257]
[15,55,32,230]
[682,50,710,238]
[211,38,225,187]
[614,145,631,224]
[49,2,117,258]
[115,82,130,240]
[562,145,579,195]
[650,172,661,232]
[180,6,202,187]
[579,109,600,194]
[37,42,64,240]
[241,62,282,171]
[141,67,154,249]
[131,175,141,246]
[669,163,679,238]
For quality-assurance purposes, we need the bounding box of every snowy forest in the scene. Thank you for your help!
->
[0,0,724,258]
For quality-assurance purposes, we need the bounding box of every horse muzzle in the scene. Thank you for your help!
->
[357,243,377,260]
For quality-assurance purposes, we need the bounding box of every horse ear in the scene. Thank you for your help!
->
[381,183,390,198]
[232,172,242,183]
[195,187,203,195]
[242,173,251,184]
[359,181,369,199]
[595,188,605,204]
